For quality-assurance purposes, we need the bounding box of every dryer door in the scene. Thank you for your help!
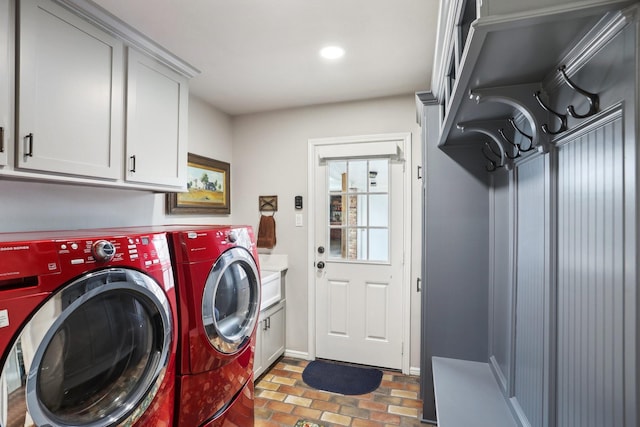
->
[0,268,172,427]
[202,247,260,354]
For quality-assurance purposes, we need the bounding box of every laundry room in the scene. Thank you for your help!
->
[1,0,639,426]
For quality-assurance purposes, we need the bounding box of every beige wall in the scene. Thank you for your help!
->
[231,94,423,370]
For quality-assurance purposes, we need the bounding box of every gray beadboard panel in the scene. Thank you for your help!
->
[490,170,512,391]
[556,113,624,427]
[514,155,546,427]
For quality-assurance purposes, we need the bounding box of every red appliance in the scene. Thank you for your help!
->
[166,225,260,427]
[0,229,178,427]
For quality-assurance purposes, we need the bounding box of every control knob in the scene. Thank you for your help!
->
[227,230,238,243]
[93,240,116,262]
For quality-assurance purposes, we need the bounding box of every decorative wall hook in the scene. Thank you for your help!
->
[534,91,568,135]
[558,65,599,119]
[508,118,535,152]
[259,195,278,213]
[497,129,520,159]
[458,120,516,172]
[481,144,500,172]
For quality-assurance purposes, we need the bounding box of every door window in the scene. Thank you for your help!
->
[327,159,390,262]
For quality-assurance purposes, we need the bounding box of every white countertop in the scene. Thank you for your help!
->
[258,254,288,272]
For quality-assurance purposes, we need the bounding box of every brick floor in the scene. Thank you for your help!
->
[255,357,436,427]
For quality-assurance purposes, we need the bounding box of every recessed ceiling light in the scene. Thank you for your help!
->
[320,46,345,60]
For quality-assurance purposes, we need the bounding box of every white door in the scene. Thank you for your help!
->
[314,143,405,370]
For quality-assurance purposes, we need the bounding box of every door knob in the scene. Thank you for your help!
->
[317,246,325,254]
[317,261,325,269]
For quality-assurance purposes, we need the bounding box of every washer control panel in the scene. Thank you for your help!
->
[55,234,164,269]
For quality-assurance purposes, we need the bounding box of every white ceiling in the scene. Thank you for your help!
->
[92,0,441,116]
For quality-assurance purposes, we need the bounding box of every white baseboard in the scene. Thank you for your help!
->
[409,366,420,376]
[284,349,311,360]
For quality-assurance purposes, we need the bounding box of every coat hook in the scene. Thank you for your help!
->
[558,65,599,119]
[508,117,535,152]
[534,91,568,135]
[485,140,503,160]
[497,129,520,159]
[481,144,499,172]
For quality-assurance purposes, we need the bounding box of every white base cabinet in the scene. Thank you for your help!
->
[254,299,285,379]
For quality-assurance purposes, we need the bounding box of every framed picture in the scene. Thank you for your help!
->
[166,153,230,214]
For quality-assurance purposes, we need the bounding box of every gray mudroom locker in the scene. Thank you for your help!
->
[419,1,639,426]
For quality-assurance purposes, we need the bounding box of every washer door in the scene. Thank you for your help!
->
[202,247,260,354]
[0,268,172,427]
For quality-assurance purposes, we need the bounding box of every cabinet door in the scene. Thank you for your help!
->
[263,303,285,368]
[253,318,264,378]
[0,0,9,166]
[17,0,123,179]
[125,48,187,189]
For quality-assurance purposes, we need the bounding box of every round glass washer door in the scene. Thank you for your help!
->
[0,268,173,427]
[202,247,260,354]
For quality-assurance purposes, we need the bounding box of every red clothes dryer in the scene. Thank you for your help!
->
[166,225,260,427]
[0,229,178,427]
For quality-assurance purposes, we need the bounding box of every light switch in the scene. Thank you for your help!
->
[295,213,303,227]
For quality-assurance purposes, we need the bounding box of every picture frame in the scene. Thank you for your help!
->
[166,153,230,214]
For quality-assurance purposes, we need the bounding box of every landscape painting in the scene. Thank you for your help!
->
[166,153,230,214]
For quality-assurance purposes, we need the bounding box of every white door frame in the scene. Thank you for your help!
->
[307,132,412,374]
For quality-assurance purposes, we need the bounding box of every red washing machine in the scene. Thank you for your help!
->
[0,229,178,427]
[165,225,260,427]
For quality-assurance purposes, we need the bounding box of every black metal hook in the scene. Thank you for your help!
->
[534,91,568,135]
[497,129,520,160]
[558,65,599,119]
[481,144,499,172]
[508,117,535,152]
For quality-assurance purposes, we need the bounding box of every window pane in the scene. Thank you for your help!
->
[369,228,389,262]
[329,228,344,258]
[329,161,347,192]
[369,194,388,227]
[347,194,367,227]
[368,159,389,193]
[345,228,357,260]
[329,195,343,225]
[348,161,367,192]
[356,228,368,260]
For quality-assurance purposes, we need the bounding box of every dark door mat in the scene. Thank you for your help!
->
[301,360,383,395]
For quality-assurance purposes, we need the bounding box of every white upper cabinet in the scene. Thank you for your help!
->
[0,0,10,167]
[4,0,198,190]
[17,0,124,179]
[125,48,188,189]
